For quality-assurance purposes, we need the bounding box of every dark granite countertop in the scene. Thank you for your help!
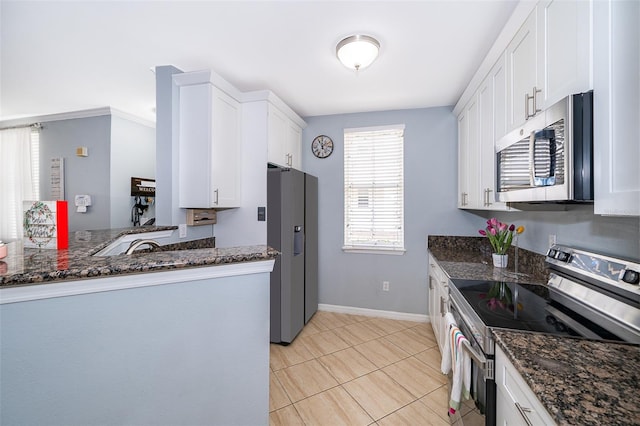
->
[428,235,640,425]
[427,235,549,284]
[494,330,640,425]
[0,227,279,288]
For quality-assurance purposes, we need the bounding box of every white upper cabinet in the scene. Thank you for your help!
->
[174,71,242,209]
[507,9,538,131]
[506,0,591,131]
[478,57,510,211]
[267,104,287,167]
[285,122,302,169]
[458,54,510,211]
[458,98,480,208]
[536,0,591,109]
[493,53,509,143]
[268,103,302,169]
[593,0,640,216]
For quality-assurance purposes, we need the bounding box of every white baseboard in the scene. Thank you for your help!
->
[318,303,429,323]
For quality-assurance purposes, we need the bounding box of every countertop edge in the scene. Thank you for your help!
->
[1,258,276,304]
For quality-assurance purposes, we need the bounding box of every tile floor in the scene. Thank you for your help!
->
[269,311,482,425]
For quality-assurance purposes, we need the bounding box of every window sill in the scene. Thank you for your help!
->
[342,247,406,256]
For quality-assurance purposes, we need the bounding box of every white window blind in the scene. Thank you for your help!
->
[31,130,40,200]
[343,125,405,253]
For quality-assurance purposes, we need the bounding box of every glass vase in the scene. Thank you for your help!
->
[492,253,508,268]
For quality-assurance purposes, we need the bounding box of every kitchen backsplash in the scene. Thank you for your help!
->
[428,235,549,282]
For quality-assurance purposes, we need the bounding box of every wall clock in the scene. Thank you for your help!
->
[311,135,334,159]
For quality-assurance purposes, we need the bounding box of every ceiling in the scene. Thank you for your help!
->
[0,1,519,123]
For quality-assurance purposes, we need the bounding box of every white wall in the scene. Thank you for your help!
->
[302,107,479,315]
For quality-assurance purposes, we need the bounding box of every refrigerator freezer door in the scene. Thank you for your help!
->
[268,168,306,343]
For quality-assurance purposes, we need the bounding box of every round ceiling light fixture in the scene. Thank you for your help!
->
[336,35,380,71]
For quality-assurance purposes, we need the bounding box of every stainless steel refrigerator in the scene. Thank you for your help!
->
[268,167,318,344]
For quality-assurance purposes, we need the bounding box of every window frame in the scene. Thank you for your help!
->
[342,124,405,255]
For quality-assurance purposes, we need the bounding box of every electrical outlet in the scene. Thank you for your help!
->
[382,281,390,292]
[549,234,557,248]
[179,223,187,238]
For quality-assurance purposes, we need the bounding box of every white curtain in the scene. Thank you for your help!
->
[0,127,35,240]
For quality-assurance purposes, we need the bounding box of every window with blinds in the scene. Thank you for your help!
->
[343,125,405,253]
[31,129,40,200]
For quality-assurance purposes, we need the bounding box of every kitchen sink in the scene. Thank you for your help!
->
[92,230,174,256]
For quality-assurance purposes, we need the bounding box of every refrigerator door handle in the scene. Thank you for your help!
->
[293,226,304,256]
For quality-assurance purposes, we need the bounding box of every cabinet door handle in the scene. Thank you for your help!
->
[214,189,219,205]
[428,276,433,290]
[515,402,534,426]
[440,296,447,316]
[524,92,530,121]
[532,86,542,115]
[486,188,493,206]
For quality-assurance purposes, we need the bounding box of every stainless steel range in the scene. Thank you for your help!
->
[447,244,640,425]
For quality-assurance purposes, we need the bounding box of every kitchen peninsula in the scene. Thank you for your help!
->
[0,227,278,426]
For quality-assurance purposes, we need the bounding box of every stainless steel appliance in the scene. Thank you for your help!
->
[268,167,319,343]
[496,91,593,203]
[447,245,640,425]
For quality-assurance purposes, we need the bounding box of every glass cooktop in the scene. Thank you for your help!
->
[449,279,622,341]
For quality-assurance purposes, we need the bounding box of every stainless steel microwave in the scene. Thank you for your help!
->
[496,91,593,203]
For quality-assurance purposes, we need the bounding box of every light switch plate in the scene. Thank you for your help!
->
[179,223,187,238]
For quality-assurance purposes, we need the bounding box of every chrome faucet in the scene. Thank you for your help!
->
[125,239,160,255]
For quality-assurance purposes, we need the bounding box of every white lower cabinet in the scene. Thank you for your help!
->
[496,345,556,426]
[428,252,449,353]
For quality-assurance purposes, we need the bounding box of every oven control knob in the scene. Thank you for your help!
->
[555,251,571,262]
[547,249,557,258]
[622,269,640,285]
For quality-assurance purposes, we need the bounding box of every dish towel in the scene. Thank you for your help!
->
[440,313,471,416]
[440,312,457,374]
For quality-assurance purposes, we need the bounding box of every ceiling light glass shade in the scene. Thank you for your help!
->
[336,35,380,71]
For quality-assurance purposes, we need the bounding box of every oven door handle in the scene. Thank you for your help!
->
[460,339,486,368]
[460,339,494,380]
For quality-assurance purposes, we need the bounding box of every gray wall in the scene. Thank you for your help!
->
[302,107,479,315]
[1,271,270,425]
[110,115,156,228]
[38,114,157,231]
[40,116,112,231]
[470,207,640,260]
[302,106,640,316]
